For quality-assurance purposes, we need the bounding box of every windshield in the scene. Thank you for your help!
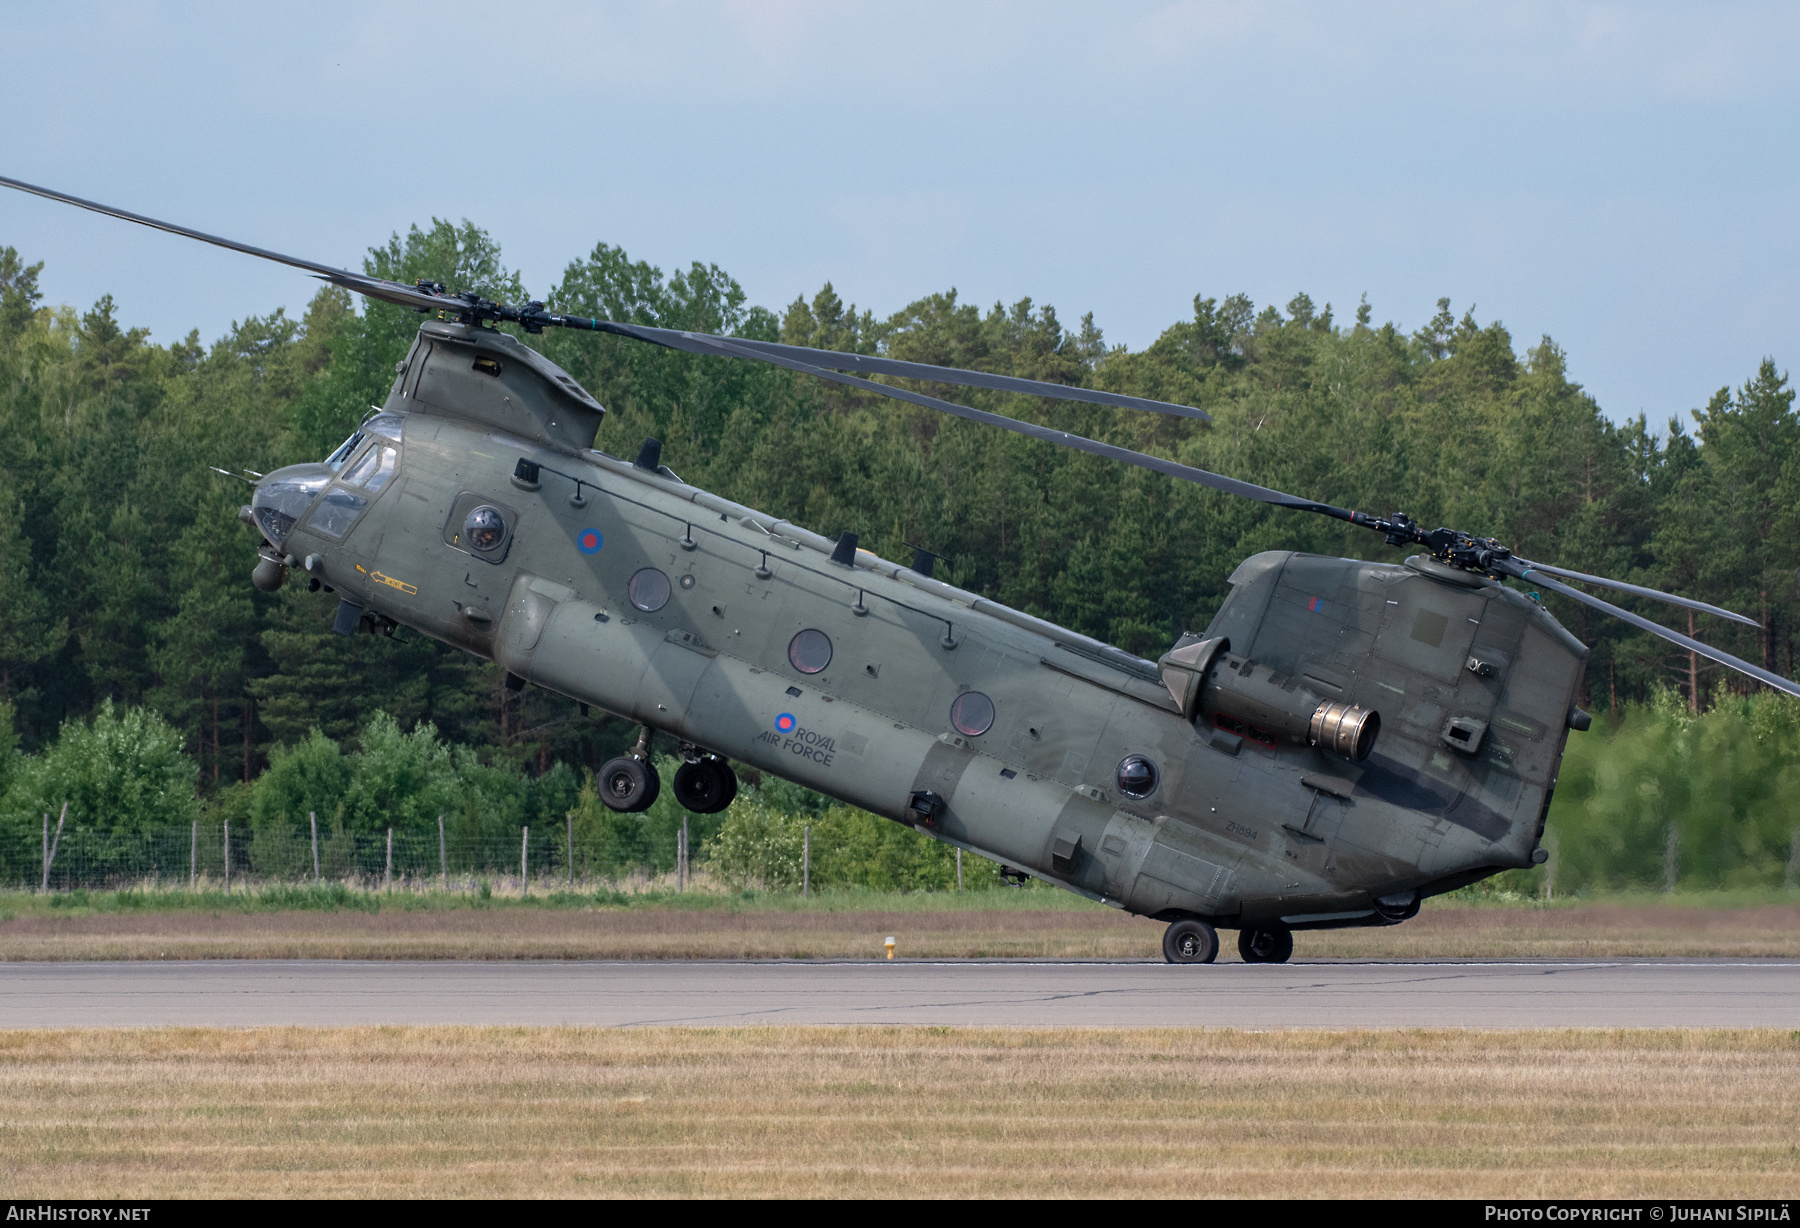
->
[362,412,405,442]
[342,444,398,493]
[325,412,405,471]
[325,431,364,472]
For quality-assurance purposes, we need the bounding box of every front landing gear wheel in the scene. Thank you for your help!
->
[597,756,660,813]
[1162,918,1219,964]
[672,758,737,814]
[1237,926,1294,964]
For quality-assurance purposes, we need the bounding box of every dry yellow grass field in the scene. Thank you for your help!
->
[2,1027,1796,1198]
[3,900,1799,960]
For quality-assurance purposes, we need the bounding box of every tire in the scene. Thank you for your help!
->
[597,756,660,813]
[673,758,737,814]
[1237,926,1294,964]
[1161,918,1219,964]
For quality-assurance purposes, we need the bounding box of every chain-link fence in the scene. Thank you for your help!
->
[9,818,661,893]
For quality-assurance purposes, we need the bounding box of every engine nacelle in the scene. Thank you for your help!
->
[1200,652,1380,762]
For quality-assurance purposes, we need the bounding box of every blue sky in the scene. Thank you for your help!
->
[3,1,1796,428]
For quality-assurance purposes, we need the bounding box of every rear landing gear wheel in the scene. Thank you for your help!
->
[597,756,660,813]
[1237,926,1294,964]
[672,757,737,814]
[1162,918,1219,964]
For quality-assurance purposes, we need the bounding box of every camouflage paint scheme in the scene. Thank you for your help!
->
[253,320,1583,932]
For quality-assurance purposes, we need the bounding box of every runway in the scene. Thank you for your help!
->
[1,959,1796,1028]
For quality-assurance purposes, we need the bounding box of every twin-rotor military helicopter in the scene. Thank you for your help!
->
[7,174,1793,964]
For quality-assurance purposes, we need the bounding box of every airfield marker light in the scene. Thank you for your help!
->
[885,937,896,960]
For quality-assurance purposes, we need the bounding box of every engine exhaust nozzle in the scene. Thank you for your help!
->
[1309,701,1380,763]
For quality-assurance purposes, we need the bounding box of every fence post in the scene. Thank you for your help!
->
[1787,828,1798,891]
[40,813,48,893]
[190,819,197,890]
[803,824,810,898]
[1664,824,1680,894]
[223,820,231,894]
[957,847,963,892]
[384,827,393,892]
[567,813,574,888]
[677,818,687,894]
[310,811,320,883]
[520,826,529,897]
[438,814,448,891]
[44,802,66,892]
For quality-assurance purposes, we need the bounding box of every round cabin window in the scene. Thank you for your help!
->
[628,567,671,612]
[949,691,995,737]
[788,628,833,674]
[1116,754,1159,798]
[464,506,505,552]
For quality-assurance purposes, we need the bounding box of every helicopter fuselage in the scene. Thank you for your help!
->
[253,320,1583,931]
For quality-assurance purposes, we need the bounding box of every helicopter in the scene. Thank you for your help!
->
[7,174,1796,964]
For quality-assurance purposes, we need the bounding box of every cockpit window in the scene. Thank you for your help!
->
[341,444,398,492]
[363,447,398,493]
[325,413,402,475]
[308,489,368,540]
[325,431,365,472]
[340,445,381,487]
[362,413,405,442]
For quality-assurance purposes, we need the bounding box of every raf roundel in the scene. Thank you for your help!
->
[576,528,603,555]
[774,713,797,733]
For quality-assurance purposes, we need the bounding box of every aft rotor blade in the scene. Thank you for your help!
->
[0,174,452,313]
[585,320,1345,515]
[1515,559,1761,628]
[1497,560,1800,699]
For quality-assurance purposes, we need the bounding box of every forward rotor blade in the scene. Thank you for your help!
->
[586,320,1343,514]
[4,175,1214,420]
[562,320,1209,420]
[1515,559,1761,628]
[1497,561,1800,699]
[709,336,1209,420]
[0,174,453,313]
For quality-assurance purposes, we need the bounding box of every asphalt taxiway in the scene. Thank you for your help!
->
[2,959,1795,1028]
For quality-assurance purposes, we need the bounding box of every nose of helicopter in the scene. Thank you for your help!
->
[248,462,332,552]
[245,462,334,590]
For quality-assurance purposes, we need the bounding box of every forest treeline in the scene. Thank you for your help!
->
[0,222,1797,893]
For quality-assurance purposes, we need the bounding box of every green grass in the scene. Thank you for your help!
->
[0,879,1103,920]
[4,878,1796,923]
[1438,881,1800,910]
